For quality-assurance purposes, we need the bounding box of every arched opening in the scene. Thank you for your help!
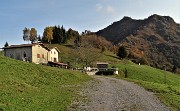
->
[23,52,27,61]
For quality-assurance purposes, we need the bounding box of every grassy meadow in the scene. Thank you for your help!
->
[43,44,180,110]
[0,44,120,111]
[112,62,180,111]
[0,44,179,111]
[0,51,3,56]
[0,55,91,111]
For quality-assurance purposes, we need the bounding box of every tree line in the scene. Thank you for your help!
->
[22,26,80,44]
[3,26,178,73]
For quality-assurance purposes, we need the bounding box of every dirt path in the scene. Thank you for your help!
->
[68,76,170,111]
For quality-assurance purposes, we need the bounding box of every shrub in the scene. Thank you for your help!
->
[117,46,128,59]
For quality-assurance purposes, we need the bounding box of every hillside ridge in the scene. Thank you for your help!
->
[96,14,180,69]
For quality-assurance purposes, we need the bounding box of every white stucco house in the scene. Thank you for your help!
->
[48,47,60,63]
[3,43,60,64]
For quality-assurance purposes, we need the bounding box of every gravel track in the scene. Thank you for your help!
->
[68,76,170,111]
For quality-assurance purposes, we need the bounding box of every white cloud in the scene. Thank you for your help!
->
[96,4,103,12]
[106,5,116,14]
[96,3,116,15]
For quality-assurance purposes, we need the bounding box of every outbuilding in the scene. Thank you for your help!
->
[96,62,109,69]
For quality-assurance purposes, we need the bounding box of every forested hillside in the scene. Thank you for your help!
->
[96,14,180,70]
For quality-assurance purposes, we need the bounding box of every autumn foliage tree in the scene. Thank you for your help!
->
[30,28,37,43]
[37,25,82,44]
[80,34,112,50]
[43,27,53,44]
[23,27,37,43]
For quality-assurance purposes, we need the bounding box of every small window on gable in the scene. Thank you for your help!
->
[37,54,40,58]
[51,51,52,54]
[42,54,44,58]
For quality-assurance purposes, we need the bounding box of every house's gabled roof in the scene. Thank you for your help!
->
[2,43,51,51]
[50,47,60,53]
[39,43,51,51]
[3,44,35,49]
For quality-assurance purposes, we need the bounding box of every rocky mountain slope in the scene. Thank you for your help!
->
[96,14,180,69]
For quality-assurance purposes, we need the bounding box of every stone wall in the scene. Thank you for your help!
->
[4,47,32,62]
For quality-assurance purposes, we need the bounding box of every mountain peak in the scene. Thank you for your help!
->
[96,14,180,69]
[147,14,175,23]
[121,16,132,21]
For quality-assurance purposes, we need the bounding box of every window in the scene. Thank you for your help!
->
[42,54,44,58]
[51,51,52,54]
[37,54,40,58]
[54,51,56,54]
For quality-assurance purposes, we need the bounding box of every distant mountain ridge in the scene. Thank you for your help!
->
[96,14,180,69]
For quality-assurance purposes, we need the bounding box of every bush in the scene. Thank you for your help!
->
[96,71,114,75]
[139,57,149,65]
[117,46,128,59]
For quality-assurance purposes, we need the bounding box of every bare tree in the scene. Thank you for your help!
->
[73,37,100,67]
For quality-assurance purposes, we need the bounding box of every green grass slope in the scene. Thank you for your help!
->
[113,62,180,111]
[45,43,120,66]
[0,55,91,111]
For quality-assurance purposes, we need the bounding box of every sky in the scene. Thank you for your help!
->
[0,0,179,48]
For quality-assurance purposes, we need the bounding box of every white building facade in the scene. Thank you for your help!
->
[48,47,60,62]
[3,43,60,64]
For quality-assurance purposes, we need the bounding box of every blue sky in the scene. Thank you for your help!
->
[0,0,179,48]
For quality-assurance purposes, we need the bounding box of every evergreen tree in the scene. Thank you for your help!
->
[61,26,64,43]
[52,26,59,43]
[117,46,127,59]
[66,28,71,39]
[67,28,79,40]
[37,35,42,42]
[55,25,63,44]
[41,25,81,44]
[4,42,9,47]
[62,26,67,43]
